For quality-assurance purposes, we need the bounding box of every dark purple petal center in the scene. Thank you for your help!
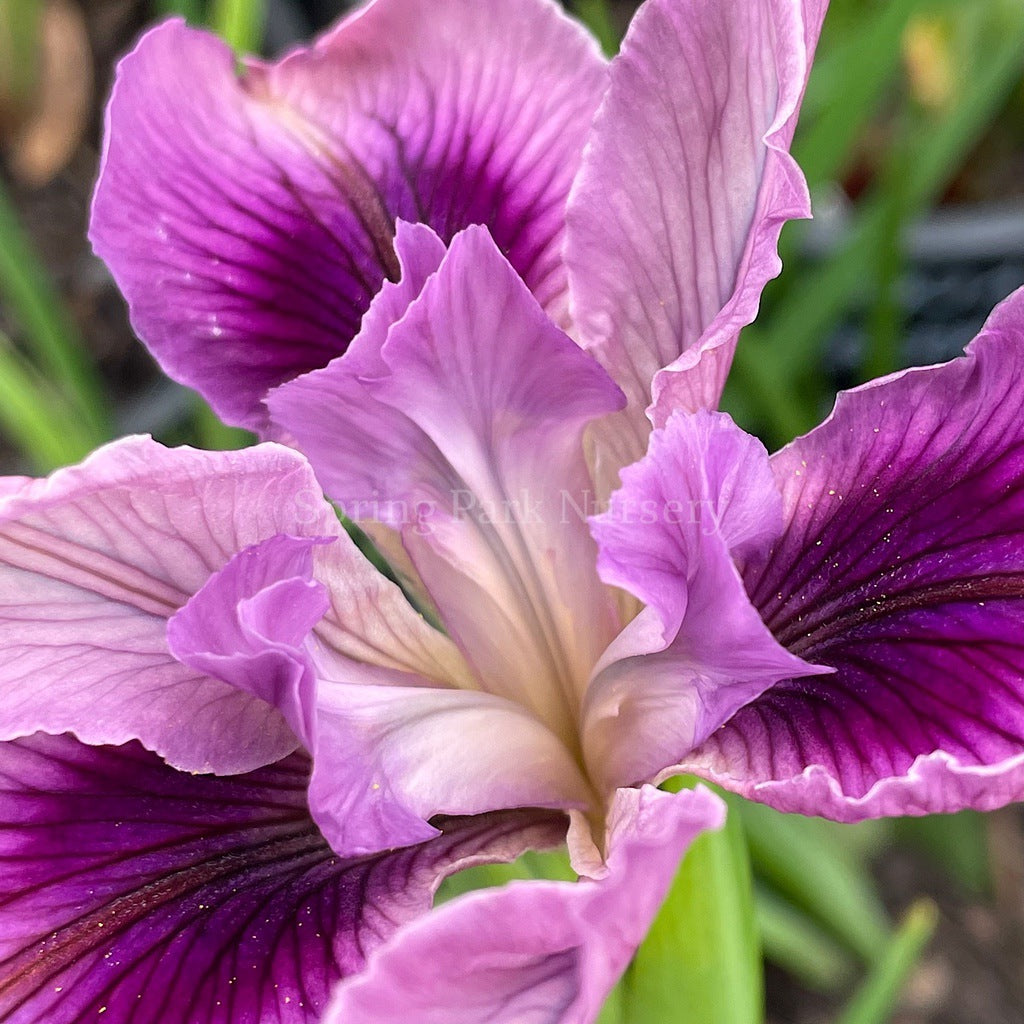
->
[0,734,560,1024]
[687,324,1024,814]
[90,5,606,429]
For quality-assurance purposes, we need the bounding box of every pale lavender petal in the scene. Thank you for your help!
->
[305,683,595,856]
[586,412,824,795]
[685,289,1024,820]
[324,784,724,1024]
[0,477,31,499]
[91,0,605,429]
[171,535,594,856]
[167,534,331,745]
[0,436,339,774]
[593,411,784,638]
[567,0,826,484]
[346,220,447,379]
[271,226,625,745]
[310,528,475,693]
[0,733,564,1024]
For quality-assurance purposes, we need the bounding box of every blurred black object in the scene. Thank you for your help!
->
[809,198,1024,386]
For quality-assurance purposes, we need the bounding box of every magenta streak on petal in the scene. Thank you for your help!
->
[683,288,1024,820]
[90,0,605,431]
[0,523,184,615]
[0,733,566,1024]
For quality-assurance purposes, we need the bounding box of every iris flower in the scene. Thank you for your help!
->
[3,0,1024,1021]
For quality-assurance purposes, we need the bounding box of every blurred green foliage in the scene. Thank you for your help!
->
[726,0,1024,447]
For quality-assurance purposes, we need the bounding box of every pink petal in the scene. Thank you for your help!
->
[0,732,565,1024]
[685,287,1024,820]
[170,533,593,856]
[324,784,724,1024]
[567,0,826,487]
[271,226,625,747]
[91,0,605,430]
[586,412,825,794]
[0,436,337,774]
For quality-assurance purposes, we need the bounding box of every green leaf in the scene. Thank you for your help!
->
[734,0,1024,446]
[211,0,265,53]
[895,811,990,894]
[0,330,95,469]
[0,0,42,103]
[622,780,762,1024]
[573,0,620,56]
[191,396,254,450]
[835,900,938,1024]
[794,0,926,189]
[153,0,204,21]
[0,181,109,450]
[755,884,856,993]
[734,798,892,965]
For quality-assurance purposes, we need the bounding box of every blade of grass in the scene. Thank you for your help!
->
[736,0,1024,443]
[721,338,817,444]
[735,797,891,965]
[793,0,927,190]
[863,152,910,381]
[788,1,1024,368]
[211,0,266,53]
[192,396,254,450]
[835,900,938,1024]
[895,811,990,894]
[0,180,109,446]
[153,0,204,21]
[0,0,42,103]
[622,779,762,1024]
[755,884,856,993]
[0,329,95,468]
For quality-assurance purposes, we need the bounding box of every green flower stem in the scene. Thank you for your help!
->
[622,779,762,1024]
[211,0,266,54]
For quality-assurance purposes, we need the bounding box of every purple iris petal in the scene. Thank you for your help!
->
[0,733,565,1024]
[0,436,340,775]
[567,0,826,491]
[599,289,1024,821]
[587,412,825,795]
[270,225,625,754]
[90,0,605,430]
[167,534,331,745]
[324,785,724,1024]
[682,288,1024,819]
